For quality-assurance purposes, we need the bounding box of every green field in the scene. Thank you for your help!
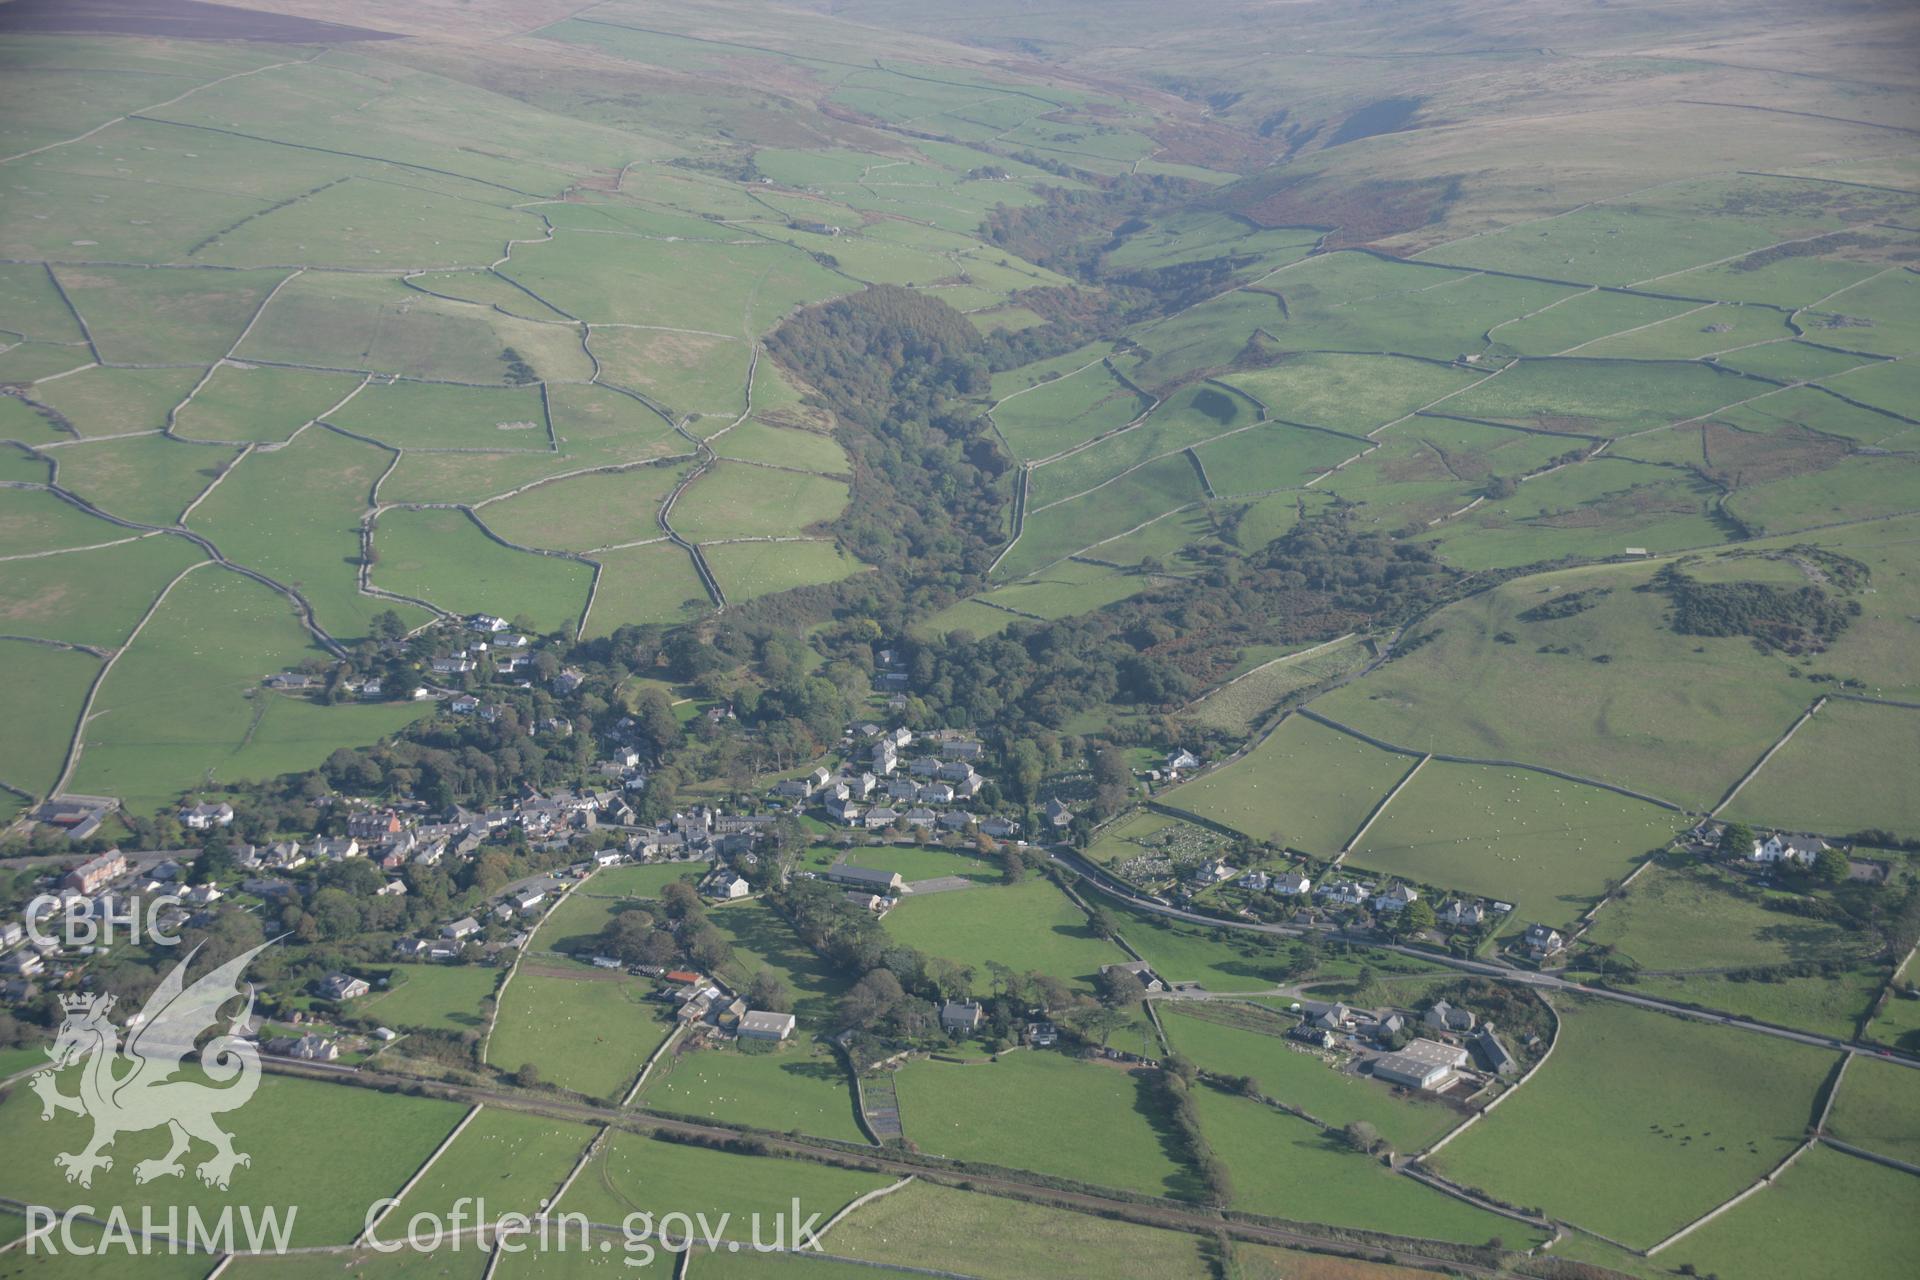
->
[53,434,238,528]
[1350,762,1679,929]
[592,862,707,898]
[485,968,676,1100]
[881,878,1128,993]
[894,1052,1196,1197]
[1160,1007,1460,1152]
[1619,966,1885,1041]
[0,638,98,798]
[327,380,550,452]
[1186,636,1370,735]
[190,425,429,641]
[824,1179,1214,1280]
[1309,555,1827,808]
[67,567,428,810]
[558,1132,887,1237]
[1224,354,1477,434]
[478,465,688,555]
[670,463,848,542]
[372,508,593,635]
[584,542,713,634]
[1192,1087,1542,1245]
[1660,1144,1920,1280]
[393,1107,597,1223]
[1158,714,1414,854]
[1429,998,1837,1247]
[361,963,500,1035]
[1826,1055,1920,1167]
[702,540,864,602]
[0,1073,464,1247]
[840,844,1000,884]
[707,898,855,1026]
[1582,862,1871,971]
[638,1039,865,1143]
[1725,698,1920,838]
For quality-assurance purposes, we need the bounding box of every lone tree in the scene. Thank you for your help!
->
[515,1062,542,1089]
[1341,1120,1380,1154]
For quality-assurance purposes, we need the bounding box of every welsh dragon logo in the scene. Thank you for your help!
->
[30,940,272,1190]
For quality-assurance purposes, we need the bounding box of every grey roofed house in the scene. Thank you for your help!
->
[1474,1023,1519,1075]
[1044,797,1072,827]
[1371,1037,1469,1091]
[1424,1000,1476,1033]
[824,864,904,893]
[939,999,984,1034]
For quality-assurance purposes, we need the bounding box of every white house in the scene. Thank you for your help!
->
[178,802,234,830]
[1272,871,1313,897]
[1439,899,1485,928]
[1317,880,1370,906]
[1750,833,1823,866]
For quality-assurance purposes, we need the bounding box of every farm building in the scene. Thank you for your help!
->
[738,1011,796,1041]
[1371,1038,1469,1091]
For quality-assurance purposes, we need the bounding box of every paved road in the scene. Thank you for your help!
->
[1050,848,1920,1070]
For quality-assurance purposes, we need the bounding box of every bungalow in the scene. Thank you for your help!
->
[450,695,480,714]
[1523,924,1565,959]
[1372,1038,1468,1092]
[511,889,546,913]
[319,973,369,1001]
[178,802,234,830]
[981,818,1021,839]
[1272,871,1313,897]
[591,955,623,970]
[939,999,984,1034]
[1317,880,1370,907]
[442,916,481,940]
[377,880,408,897]
[431,657,477,676]
[738,1010,796,1042]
